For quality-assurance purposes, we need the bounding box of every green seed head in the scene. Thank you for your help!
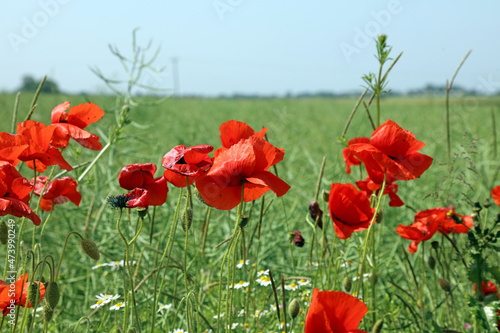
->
[28,282,39,307]
[342,275,352,292]
[43,300,54,323]
[81,238,100,261]
[288,298,300,319]
[45,281,60,310]
[181,208,193,232]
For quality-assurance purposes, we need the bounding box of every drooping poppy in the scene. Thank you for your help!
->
[162,145,213,187]
[16,120,72,173]
[215,120,284,167]
[328,183,375,239]
[0,161,40,225]
[309,201,323,229]
[0,273,45,316]
[356,175,404,207]
[118,163,168,206]
[196,136,290,210]
[31,176,82,211]
[396,206,472,254]
[349,120,433,184]
[305,288,368,333]
[49,101,104,150]
[474,281,498,297]
[343,137,370,175]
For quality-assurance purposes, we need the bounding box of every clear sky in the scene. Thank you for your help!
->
[2,1,500,96]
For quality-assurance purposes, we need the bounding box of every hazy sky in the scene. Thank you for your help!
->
[2,1,500,96]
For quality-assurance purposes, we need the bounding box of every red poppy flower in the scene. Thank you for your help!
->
[31,176,82,211]
[492,186,500,207]
[126,188,149,208]
[474,281,498,297]
[356,175,404,207]
[0,273,45,316]
[0,161,40,225]
[349,120,433,184]
[49,101,104,150]
[328,183,375,239]
[396,207,472,254]
[119,163,168,206]
[343,137,370,175]
[16,120,72,173]
[0,132,29,165]
[162,145,213,188]
[215,120,284,167]
[305,288,368,333]
[196,136,290,210]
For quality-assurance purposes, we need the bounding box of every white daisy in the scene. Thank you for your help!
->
[213,312,225,319]
[257,269,269,277]
[236,259,250,269]
[297,279,310,287]
[169,329,187,333]
[352,273,371,282]
[269,303,277,312]
[157,303,172,315]
[92,263,109,270]
[284,282,299,291]
[229,323,239,330]
[255,276,272,286]
[252,309,268,318]
[109,302,125,310]
[233,281,249,289]
[90,294,120,309]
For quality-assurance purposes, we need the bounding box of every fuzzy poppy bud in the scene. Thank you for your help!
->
[194,189,209,206]
[428,256,436,270]
[438,278,452,292]
[137,207,148,218]
[371,318,384,333]
[288,298,300,319]
[181,208,193,232]
[239,216,249,229]
[28,282,39,307]
[45,282,60,310]
[0,220,7,245]
[81,238,100,261]
[376,211,384,224]
[308,201,323,229]
[43,300,54,322]
[342,275,352,292]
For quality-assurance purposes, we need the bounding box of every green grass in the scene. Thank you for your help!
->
[1,92,500,332]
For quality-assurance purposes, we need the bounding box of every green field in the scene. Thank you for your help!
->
[1,92,500,332]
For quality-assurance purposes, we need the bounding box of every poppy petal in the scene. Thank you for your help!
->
[0,198,41,225]
[67,103,105,129]
[493,185,500,207]
[51,101,70,123]
[195,174,243,210]
[163,169,195,188]
[246,170,290,198]
[142,177,169,206]
[219,120,267,148]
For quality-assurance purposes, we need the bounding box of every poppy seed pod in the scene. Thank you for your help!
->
[28,282,39,307]
[438,278,452,292]
[239,216,249,229]
[181,208,193,232]
[45,281,60,310]
[137,207,148,218]
[342,275,352,292]
[0,220,7,244]
[43,300,54,322]
[371,318,384,333]
[428,256,436,270]
[288,298,301,319]
[322,190,329,203]
[81,238,100,261]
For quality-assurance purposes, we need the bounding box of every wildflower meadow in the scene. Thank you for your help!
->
[1,36,500,333]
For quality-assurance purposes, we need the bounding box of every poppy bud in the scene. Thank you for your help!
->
[438,278,452,292]
[291,230,305,247]
[309,201,323,229]
[194,189,209,206]
[342,275,352,292]
[483,197,491,208]
[431,241,439,250]
[181,208,193,232]
[45,281,60,310]
[28,282,39,307]
[81,238,100,261]
[428,256,436,270]
[472,201,482,213]
[43,300,54,322]
[371,318,384,333]
[288,298,300,319]
[239,216,249,229]
[0,220,7,244]
[376,211,384,224]
[322,190,329,203]
[136,207,148,219]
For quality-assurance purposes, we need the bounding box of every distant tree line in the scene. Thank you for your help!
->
[18,75,60,94]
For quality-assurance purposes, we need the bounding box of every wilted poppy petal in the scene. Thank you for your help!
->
[51,101,71,123]
[0,198,41,226]
[126,188,150,208]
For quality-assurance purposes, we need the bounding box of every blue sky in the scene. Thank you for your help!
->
[2,1,500,96]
